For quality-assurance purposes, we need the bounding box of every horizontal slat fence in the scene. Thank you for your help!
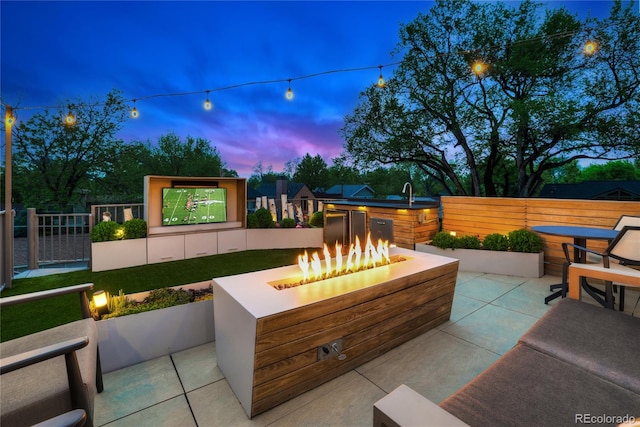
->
[441,196,640,276]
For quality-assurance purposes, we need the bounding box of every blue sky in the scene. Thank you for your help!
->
[1,1,630,177]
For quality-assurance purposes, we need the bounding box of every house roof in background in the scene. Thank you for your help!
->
[538,181,640,200]
[247,186,264,200]
[325,184,375,198]
[255,182,307,198]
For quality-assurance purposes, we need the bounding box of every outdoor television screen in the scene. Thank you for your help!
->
[162,187,227,226]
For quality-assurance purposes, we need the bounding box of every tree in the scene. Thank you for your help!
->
[363,166,412,198]
[90,141,153,203]
[293,154,329,191]
[580,160,640,181]
[148,133,226,177]
[326,156,364,189]
[342,0,640,197]
[13,90,129,210]
[248,162,283,188]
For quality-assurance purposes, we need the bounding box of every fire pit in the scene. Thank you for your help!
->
[213,246,459,418]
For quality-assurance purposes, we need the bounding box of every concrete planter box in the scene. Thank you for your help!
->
[415,243,544,278]
[96,282,214,373]
[91,238,148,272]
[246,228,323,250]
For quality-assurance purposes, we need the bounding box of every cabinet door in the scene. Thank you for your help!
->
[185,232,218,258]
[218,229,247,253]
[147,235,185,264]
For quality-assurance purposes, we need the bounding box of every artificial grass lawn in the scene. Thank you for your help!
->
[1,248,310,342]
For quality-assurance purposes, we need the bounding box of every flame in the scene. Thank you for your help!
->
[311,252,322,280]
[297,251,310,282]
[297,233,390,284]
[323,245,332,278]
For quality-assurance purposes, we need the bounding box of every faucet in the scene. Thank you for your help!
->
[402,182,413,207]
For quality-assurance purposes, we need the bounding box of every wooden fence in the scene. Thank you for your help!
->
[441,196,640,276]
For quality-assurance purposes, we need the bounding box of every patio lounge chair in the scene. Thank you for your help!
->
[374,298,640,426]
[562,225,640,310]
[0,284,102,427]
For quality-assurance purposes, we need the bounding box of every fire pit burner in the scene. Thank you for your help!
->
[270,234,395,290]
[270,254,407,290]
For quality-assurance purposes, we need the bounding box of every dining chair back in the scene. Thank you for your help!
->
[613,215,640,231]
[560,226,640,310]
[608,226,640,266]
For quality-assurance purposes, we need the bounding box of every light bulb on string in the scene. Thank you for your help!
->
[131,100,139,118]
[64,106,76,126]
[285,79,294,100]
[471,60,487,76]
[5,106,15,126]
[377,65,385,88]
[204,91,213,110]
[583,40,598,56]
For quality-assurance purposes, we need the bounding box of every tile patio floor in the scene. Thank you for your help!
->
[94,272,640,426]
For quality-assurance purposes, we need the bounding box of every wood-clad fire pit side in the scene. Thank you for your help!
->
[213,247,459,418]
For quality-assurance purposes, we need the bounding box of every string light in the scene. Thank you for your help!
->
[583,40,598,55]
[64,106,76,126]
[203,90,213,110]
[377,65,385,88]
[0,18,627,121]
[131,100,139,118]
[5,106,15,126]
[286,79,294,100]
[471,60,487,76]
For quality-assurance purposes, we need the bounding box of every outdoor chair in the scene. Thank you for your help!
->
[32,409,87,427]
[562,225,640,310]
[550,215,640,305]
[0,284,102,427]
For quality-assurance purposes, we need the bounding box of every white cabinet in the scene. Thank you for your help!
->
[147,235,185,264]
[185,232,218,258]
[217,229,247,253]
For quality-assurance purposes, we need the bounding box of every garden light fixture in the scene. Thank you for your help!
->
[92,290,109,318]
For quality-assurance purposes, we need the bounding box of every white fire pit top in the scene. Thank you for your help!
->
[213,247,457,319]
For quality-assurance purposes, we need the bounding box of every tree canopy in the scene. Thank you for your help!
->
[342,0,640,197]
[10,91,235,210]
[13,90,129,210]
[293,154,329,191]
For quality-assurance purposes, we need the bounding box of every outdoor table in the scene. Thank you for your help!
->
[532,225,619,304]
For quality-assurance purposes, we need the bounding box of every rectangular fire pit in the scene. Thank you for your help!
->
[212,247,459,418]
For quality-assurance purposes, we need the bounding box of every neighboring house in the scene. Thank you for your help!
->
[246,186,264,213]
[323,184,375,199]
[254,177,317,219]
[538,181,640,201]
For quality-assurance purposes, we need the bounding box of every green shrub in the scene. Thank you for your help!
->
[309,211,324,227]
[248,208,275,228]
[90,221,120,242]
[102,287,193,319]
[431,231,459,249]
[280,217,296,228]
[123,218,147,239]
[247,212,258,228]
[482,233,509,251]
[458,235,481,249]
[508,229,544,253]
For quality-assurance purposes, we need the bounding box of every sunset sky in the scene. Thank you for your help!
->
[1,1,625,177]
